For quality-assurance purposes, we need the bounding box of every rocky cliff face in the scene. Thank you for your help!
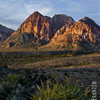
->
[18,12,53,41]
[0,24,14,42]
[50,17,100,49]
[1,11,74,48]
[52,14,75,32]
[17,12,75,40]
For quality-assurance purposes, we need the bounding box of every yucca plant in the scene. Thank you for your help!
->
[57,78,91,100]
[32,78,91,100]
[32,80,59,100]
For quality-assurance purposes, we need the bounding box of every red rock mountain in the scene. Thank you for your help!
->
[1,11,74,48]
[0,24,14,42]
[1,12,100,51]
[48,17,100,50]
[18,12,53,41]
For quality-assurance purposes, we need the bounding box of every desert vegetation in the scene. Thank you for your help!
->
[0,66,92,100]
[0,50,100,99]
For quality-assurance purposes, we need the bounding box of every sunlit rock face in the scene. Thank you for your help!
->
[50,17,100,48]
[18,11,53,41]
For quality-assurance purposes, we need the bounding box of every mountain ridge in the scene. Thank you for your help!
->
[1,11,74,48]
[0,24,14,43]
[45,17,100,51]
[1,12,100,51]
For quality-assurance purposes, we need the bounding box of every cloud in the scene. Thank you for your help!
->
[24,3,54,17]
[0,0,100,29]
[0,0,55,29]
[0,0,27,29]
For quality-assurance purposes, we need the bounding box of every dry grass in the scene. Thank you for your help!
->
[10,53,100,69]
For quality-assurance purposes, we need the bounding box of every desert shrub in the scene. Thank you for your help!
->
[72,51,78,56]
[32,78,92,100]
[64,72,69,77]
[0,74,29,100]
[65,62,72,66]
[72,50,93,56]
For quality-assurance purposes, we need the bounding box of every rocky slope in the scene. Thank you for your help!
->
[0,24,14,42]
[1,11,74,48]
[48,17,100,50]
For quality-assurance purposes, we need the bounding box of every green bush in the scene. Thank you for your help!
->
[32,78,91,100]
[0,74,29,100]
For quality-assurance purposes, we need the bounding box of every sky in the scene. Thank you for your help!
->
[0,0,100,30]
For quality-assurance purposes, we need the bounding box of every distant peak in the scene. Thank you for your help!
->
[79,17,96,25]
[82,17,93,21]
[53,14,68,18]
[33,11,41,14]
[30,11,43,17]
